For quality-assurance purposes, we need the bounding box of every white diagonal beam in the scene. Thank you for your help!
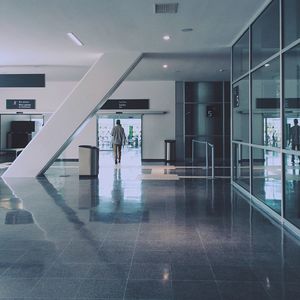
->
[2,52,142,178]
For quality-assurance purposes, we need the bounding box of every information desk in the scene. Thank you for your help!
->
[0,148,24,159]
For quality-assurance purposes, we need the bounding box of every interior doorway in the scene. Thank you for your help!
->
[97,115,142,166]
[264,117,281,147]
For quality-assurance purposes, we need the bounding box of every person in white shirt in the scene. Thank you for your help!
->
[111,120,126,165]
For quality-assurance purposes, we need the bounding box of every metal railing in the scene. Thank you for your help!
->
[192,140,215,178]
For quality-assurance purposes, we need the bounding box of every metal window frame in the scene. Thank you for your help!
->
[231,0,300,238]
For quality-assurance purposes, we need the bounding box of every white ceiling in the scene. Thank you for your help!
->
[0,0,270,82]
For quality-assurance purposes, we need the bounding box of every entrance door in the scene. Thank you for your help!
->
[97,115,142,165]
[264,117,281,147]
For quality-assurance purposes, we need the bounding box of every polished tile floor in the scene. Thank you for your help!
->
[0,153,299,299]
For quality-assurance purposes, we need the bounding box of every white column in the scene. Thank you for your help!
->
[2,52,142,178]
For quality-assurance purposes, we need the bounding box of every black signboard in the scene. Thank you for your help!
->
[256,98,280,109]
[6,99,36,109]
[0,74,45,87]
[101,99,149,110]
[285,98,300,108]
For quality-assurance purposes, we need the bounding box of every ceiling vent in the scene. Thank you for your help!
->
[154,3,178,14]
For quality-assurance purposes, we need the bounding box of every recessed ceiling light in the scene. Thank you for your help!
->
[265,63,270,67]
[67,32,84,46]
[163,35,171,41]
[181,28,193,32]
[163,64,168,69]
[219,69,224,72]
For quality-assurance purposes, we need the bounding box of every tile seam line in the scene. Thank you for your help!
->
[195,226,223,300]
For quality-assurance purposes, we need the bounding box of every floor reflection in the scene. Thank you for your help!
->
[0,157,299,299]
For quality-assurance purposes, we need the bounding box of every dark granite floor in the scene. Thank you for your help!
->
[0,161,299,299]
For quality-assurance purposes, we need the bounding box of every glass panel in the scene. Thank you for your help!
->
[232,143,250,192]
[233,76,249,143]
[252,148,282,214]
[284,154,300,228]
[283,0,300,47]
[283,44,300,151]
[252,58,280,147]
[251,0,279,67]
[233,30,249,80]
[98,118,114,150]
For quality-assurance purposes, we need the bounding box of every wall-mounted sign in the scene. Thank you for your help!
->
[0,74,45,87]
[101,99,149,110]
[6,99,36,109]
[256,98,280,109]
[285,98,300,109]
[206,105,215,118]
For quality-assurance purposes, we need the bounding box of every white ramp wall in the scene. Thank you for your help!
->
[2,52,142,178]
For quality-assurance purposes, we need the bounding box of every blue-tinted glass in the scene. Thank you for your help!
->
[233,77,249,143]
[252,0,279,67]
[283,44,300,150]
[284,154,300,228]
[252,58,280,147]
[252,148,281,214]
[283,0,300,47]
[233,30,249,80]
[232,143,250,192]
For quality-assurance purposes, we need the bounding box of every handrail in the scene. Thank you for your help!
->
[192,140,215,178]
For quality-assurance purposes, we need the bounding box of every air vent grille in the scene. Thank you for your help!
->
[155,3,178,14]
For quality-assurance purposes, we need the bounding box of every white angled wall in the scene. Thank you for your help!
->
[3,52,142,177]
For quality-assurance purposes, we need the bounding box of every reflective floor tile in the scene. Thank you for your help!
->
[217,281,271,300]
[76,279,126,298]
[43,262,92,278]
[212,265,258,281]
[129,263,172,280]
[172,264,214,281]
[125,280,173,299]
[29,278,82,298]
[86,263,130,280]
[172,280,221,300]
[0,278,39,297]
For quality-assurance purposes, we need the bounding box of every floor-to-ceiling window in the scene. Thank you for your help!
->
[232,0,300,234]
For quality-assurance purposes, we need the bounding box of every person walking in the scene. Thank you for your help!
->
[289,118,300,164]
[111,120,126,165]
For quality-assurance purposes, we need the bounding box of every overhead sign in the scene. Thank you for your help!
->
[256,98,280,109]
[0,74,45,87]
[6,99,36,109]
[101,99,149,110]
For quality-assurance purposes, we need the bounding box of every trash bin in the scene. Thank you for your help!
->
[165,140,176,162]
[79,145,99,177]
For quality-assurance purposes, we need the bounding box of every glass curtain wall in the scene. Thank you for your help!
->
[232,0,300,232]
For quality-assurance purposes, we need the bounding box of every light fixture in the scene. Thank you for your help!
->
[265,63,270,67]
[219,69,224,72]
[181,28,193,32]
[163,35,171,41]
[163,64,168,69]
[67,32,84,46]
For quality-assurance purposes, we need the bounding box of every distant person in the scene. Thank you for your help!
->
[272,130,277,147]
[111,120,126,165]
[289,118,300,164]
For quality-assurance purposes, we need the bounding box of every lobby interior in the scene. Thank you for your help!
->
[1,0,300,299]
